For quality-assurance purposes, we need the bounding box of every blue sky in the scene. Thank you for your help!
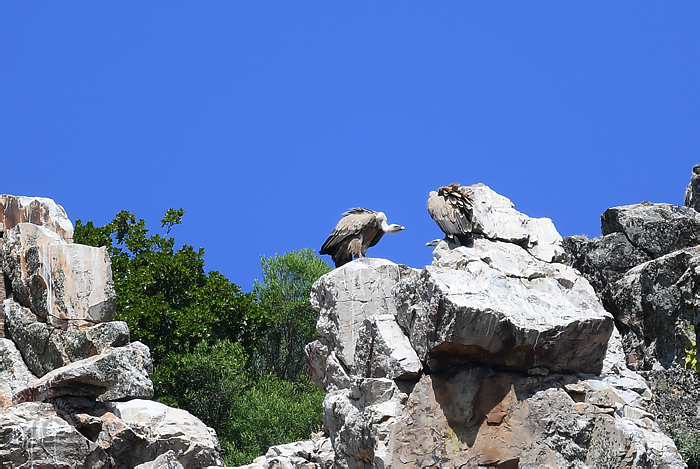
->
[2,3,698,290]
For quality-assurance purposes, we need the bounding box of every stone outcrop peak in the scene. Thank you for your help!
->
[0,195,223,468]
[244,182,686,468]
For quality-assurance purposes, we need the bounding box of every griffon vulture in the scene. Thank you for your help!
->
[427,183,473,246]
[320,208,405,268]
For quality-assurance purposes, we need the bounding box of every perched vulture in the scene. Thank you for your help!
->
[427,183,473,246]
[320,208,405,268]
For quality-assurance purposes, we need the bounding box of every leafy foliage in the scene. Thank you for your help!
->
[155,339,249,433]
[253,249,331,381]
[75,212,330,466]
[665,425,700,468]
[75,210,266,365]
[154,339,325,466]
[686,340,698,371]
[221,374,325,466]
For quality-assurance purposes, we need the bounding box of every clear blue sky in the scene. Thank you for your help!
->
[2,3,698,291]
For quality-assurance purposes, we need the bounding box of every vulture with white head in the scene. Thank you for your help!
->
[320,208,405,268]
[427,183,474,246]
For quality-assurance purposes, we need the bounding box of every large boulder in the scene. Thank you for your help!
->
[351,314,422,380]
[299,184,683,468]
[463,183,565,262]
[94,399,224,468]
[685,164,700,212]
[4,299,129,377]
[605,248,700,371]
[309,258,418,375]
[0,402,110,467]
[0,338,35,408]
[3,223,116,329]
[0,195,74,243]
[601,202,700,259]
[395,239,614,374]
[13,341,153,404]
[233,437,334,469]
[321,328,681,469]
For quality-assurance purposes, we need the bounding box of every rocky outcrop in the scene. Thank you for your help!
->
[563,167,700,372]
[4,299,129,377]
[94,400,223,468]
[235,436,334,469]
[601,202,700,259]
[0,195,74,243]
[685,164,700,211]
[0,195,223,468]
[295,184,683,468]
[396,238,613,374]
[461,183,565,263]
[3,222,116,329]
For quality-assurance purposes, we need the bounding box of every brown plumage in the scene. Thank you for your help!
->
[320,208,405,268]
[427,183,473,246]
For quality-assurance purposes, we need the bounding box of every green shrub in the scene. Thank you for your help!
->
[665,425,700,468]
[221,374,326,465]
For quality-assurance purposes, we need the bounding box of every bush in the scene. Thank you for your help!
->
[222,374,326,466]
[665,425,700,468]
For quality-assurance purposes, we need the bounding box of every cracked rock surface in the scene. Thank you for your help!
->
[0,194,223,468]
[291,184,684,468]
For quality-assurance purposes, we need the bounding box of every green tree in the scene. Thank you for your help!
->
[222,374,325,465]
[253,249,331,382]
[74,210,266,366]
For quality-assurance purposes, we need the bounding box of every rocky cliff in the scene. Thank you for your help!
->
[0,196,222,468]
[244,181,694,468]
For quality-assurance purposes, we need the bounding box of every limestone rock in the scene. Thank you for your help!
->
[305,339,350,391]
[13,341,153,403]
[563,233,652,301]
[601,201,700,259]
[4,299,129,377]
[685,164,700,212]
[396,239,614,374]
[133,450,185,469]
[0,194,74,242]
[323,367,682,468]
[311,258,418,369]
[3,222,116,329]
[0,402,110,468]
[0,338,35,408]
[606,248,700,370]
[324,378,409,468]
[95,399,224,468]
[351,314,421,380]
[231,437,334,468]
[462,183,565,262]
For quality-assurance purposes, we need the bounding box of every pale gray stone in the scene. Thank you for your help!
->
[305,339,350,391]
[4,299,129,377]
[3,223,116,329]
[133,450,184,469]
[462,183,565,262]
[606,248,700,370]
[311,258,418,369]
[352,314,421,380]
[396,240,614,374]
[0,338,35,408]
[0,402,110,468]
[13,341,153,403]
[97,399,223,468]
